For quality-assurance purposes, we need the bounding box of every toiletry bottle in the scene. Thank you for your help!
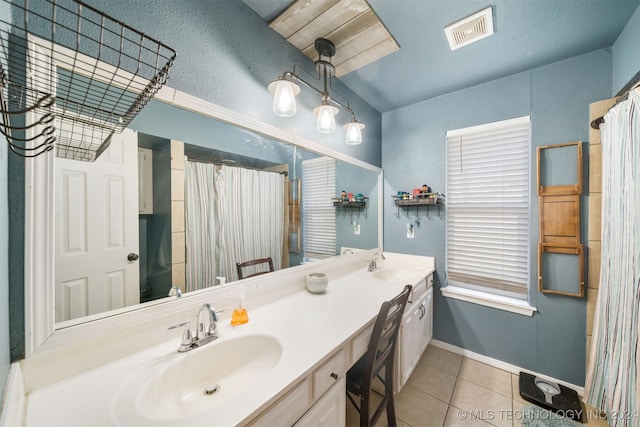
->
[231,284,249,326]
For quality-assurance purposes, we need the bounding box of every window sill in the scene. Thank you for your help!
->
[441,285,537,317]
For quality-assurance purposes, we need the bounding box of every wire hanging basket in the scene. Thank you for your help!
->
[0,0,176,160]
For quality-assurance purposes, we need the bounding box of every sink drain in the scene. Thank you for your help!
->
[203,384,220,396]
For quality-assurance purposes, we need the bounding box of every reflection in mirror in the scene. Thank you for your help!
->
[53,99,380,328]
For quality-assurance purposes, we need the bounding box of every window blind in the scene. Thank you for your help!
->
[302,157,336,256]
[446,116,531,298]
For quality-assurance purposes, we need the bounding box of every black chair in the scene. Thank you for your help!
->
[346,284,412,427]
[236,257,274,280]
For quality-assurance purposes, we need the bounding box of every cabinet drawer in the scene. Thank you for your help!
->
[248,378,310,427]
[295,378,346,427]
[350,324,373,365]
[313,349,345,399]
[410,278,427,302]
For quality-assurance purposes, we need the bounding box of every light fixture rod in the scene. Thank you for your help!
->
[282,66,355,116]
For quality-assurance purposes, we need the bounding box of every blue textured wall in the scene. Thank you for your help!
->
[0,135,9,411]
[335,163,379,252]
[0,0,9,406]
[612,5,640,93]
[382,49,612,386]
[82,0,382,167]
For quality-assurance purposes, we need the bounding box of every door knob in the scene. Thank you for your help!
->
[127,253,139,261]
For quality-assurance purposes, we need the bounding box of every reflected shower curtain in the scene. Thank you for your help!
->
[184,161,218,292]
[216,165,284,281]
[584,89,640,426]
[185,162,284,290]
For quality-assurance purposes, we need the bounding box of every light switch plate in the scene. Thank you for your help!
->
[407,223,414,238]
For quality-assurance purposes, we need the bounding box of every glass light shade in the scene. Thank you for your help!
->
[344,120,365,145]
[267,79,300,117]
[313,104,339,133]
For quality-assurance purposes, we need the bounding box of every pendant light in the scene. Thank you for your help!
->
[314,101,339,133]
[268,38,365,144]
[268,78,300,117]
[344,116,365,145]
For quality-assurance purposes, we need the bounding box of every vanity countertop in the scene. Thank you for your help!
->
[24,252,435,427]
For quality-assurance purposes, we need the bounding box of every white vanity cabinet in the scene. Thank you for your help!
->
[295,377,346,426]
[398,274,434,389]
[248,348,346,427]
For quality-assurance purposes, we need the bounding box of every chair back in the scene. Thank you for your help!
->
[236,257,274,279]
[360,284,412,426]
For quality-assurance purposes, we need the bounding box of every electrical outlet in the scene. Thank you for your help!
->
[354,222,360,235]
[407,223,414,238]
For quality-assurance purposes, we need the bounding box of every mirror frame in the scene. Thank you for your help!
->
[24,85,383,356]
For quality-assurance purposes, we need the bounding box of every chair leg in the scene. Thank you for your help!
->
[386,393,398,427]
[360,394,370,427]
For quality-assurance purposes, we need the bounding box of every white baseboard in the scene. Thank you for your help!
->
[0,363,26,427]
[430,339,585,396]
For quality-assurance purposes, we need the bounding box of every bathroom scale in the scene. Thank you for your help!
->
[519,372,583,422]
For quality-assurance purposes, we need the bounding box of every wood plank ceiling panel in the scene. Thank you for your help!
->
[270,0,399,77]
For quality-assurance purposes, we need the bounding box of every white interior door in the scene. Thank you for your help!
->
[55,129,140,323]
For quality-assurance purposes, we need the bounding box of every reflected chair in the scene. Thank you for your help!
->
[346,284,412,427]
[236,257,275,280]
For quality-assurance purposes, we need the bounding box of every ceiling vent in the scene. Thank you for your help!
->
[445,6,494,51]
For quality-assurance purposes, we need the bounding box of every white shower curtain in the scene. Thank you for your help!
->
[584,89,640,426]
[184,161,218,292]
[216,165,284,281]
[185,161,284,290]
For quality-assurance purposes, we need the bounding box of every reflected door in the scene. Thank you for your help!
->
[55,129,140,323]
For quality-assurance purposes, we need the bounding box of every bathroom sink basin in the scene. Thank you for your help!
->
[114,333,283,424]
[372,266,425,282]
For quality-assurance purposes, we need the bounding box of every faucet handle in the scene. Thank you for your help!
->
[168,321,190,330]
[207,309,227,336]
[211,308,227,322]
[196,304,228,340]
[169,321,193,352]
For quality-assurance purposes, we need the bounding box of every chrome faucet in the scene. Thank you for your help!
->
[168,285,182,298]
[367,251,386,272]
[169,303,223,352]
[196,303,220,342]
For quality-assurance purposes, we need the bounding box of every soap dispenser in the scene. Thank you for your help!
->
[231,283,249,326]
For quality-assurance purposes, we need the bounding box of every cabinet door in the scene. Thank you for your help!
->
[423,287,433,346]
[398,287,434,389]
[399,301,422,387]
[295,378,345,427]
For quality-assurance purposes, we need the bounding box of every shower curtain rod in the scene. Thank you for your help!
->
[591,80,640,130]
[186,158,289,177]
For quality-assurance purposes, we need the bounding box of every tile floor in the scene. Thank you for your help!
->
[346,345,610,427]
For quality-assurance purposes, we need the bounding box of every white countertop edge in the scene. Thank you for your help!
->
[441,285,537,317]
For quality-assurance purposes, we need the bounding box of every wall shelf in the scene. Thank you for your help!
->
[332,198,368,218]
[536,141,584,297]
[392,193,445,217]
[332,200,367,208]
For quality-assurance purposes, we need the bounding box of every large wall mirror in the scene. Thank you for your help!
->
[30,89,382,344]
